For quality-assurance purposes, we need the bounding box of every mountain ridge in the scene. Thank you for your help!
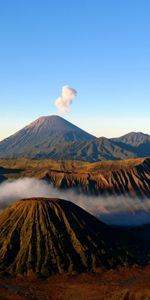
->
[0,115,149,161]
[112,131,150,146]
[0,157,149,197]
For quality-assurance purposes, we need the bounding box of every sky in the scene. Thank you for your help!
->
[0,0,150,140]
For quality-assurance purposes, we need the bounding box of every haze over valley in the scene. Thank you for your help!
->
[0,0,150,299]
[0,114,149,300]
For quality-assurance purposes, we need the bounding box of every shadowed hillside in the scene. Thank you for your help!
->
[0,115,95,159]
[0,198,126,277]
[0,116,149,160]
[112,132,150,146]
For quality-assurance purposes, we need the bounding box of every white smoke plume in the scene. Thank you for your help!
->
[0,178,150,225]
[55,85,77,114]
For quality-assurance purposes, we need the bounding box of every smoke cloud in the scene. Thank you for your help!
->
[55,85,77,114]
[0,178,150,225]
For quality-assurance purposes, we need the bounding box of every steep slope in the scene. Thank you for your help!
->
[112,132,150,158]
[0,157,149,197]
[34,137,136,161]
[75,137,136,161]
[0,115,149,160]
[112,132,150,146]
[43,158,150,197]
[0,198,125,276]
[0,115,95,159]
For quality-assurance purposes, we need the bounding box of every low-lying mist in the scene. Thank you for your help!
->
[0,178,150,226]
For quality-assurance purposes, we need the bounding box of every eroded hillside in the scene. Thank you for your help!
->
[0,198,126,276]
[0,157,149,197]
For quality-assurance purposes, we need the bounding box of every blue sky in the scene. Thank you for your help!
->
[0,0,150,140]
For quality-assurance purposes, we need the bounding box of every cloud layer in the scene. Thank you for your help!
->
[55,85,77,114]
[0,178,150,225]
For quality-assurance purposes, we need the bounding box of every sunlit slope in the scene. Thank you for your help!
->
[0,157,149,197]
[0,198,125,276]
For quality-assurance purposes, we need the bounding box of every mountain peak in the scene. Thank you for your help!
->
[26,115,65,128]
[0,115,149,160]
[0,197,122,276]
[120,131,149,138]
[113,131,150,146]
[0,115,95,159]
[26,115,85,133]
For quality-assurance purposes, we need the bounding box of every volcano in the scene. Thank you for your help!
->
[0,115,149,160]
[0,197,125,276]
[0,115,95,159]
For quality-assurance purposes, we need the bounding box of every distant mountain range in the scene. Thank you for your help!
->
[0,115,149,161]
